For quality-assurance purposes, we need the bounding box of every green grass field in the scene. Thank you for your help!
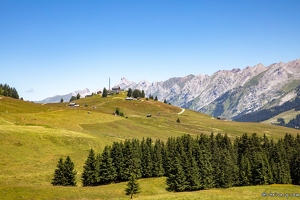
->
[0,93,299,199]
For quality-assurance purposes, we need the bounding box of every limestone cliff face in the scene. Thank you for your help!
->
[116,59,300,119]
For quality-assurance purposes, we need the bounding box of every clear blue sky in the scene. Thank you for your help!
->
[1,0,299,101]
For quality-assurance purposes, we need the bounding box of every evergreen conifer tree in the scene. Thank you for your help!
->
[102,87,108,97]
[251,152,272,185]
[121,140,141,180]
[194,141,213,189]
[271,140,291,184]
[140,138,153,178]
[141,90,145,98]
[291,134,300,185]
[127,88,132,97]
[52,158,66,186]
[125,173,140,199]
[63,156,77,186]
[152,139,165,177]
[52,156,77,186]
[238,154,252,186]
[69,96,76,102]
[166,155,187,192]
[164,137,177,176]
[82,149,98,186]
[97,146,117,185]
[111,142,124,181]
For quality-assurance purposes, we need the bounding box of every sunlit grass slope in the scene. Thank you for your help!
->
[262,109,300,125]
[0,93,299,199]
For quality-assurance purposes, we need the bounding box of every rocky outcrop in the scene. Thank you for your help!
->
[116,59,300,119]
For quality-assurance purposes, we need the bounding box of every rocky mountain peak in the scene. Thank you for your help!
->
[116,58,300,119]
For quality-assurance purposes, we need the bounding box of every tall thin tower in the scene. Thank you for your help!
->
[109,77,111,92]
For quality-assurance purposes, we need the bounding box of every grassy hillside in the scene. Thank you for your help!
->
[0,93,299,199]
[262,109,300,125]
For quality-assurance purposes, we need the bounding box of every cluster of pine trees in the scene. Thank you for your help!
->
[277,114,300,129]
[52,156,77,186]
[286,114,300,128]
[127,88,145,98]
[0,84,19,99]
[79,133,300,191]
[81,138,165,186]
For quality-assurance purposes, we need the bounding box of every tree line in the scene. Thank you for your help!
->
[53,133,300,192]
[0,83,19,99]
[234,96,300,122]
[277,114,300,129]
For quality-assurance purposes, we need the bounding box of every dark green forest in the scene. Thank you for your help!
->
[0,83,19,99]
[54,133,300,191]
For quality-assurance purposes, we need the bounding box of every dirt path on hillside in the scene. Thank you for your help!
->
[178,108,185,115]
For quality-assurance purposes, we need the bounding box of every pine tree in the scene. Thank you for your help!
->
[52,156,76,186]
[194,141,213,189]
[180,135,200,191]
[11,87,19,99]
[52,158,66,186]
[121,140,141,180]
[291,134,300,185]
[111,142,124,182]
[69,96,76,102]
[60,98,64,103]
[97,146,117,185]
[102,87,108,97]
[164,137,177,176]
[166,155,187,192]
[238,154,252,186]
[127,88,132,97]
[76,93,81,99]
[132,89,142,98]
[82,149,98,186]
[251,151,272,185]
[141,90,145,98]
[140,138,153,178]
[125,173,140,199]
[152,139,165,177]
[154,96,158,101]
[271,140,291,184]
[64,156,77,186]
[291,152,300,185]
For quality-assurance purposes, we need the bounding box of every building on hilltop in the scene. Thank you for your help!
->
[111,87,121,94]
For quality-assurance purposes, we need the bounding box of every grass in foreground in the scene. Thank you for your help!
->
[1,177,299,200]
[0,94,300,199]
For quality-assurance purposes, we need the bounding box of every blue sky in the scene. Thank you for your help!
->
[1,0,300,101]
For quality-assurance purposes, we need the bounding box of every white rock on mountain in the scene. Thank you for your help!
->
[36,88,91,103]
[115,59,300,119]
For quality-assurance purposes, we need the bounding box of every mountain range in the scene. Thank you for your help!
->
[35,88,92,104]
[115,59,300,119]
[38,58,300,120]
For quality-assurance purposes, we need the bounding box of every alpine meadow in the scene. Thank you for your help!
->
[0,90,300,199]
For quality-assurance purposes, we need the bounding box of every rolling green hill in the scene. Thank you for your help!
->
[0,93,299,199]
